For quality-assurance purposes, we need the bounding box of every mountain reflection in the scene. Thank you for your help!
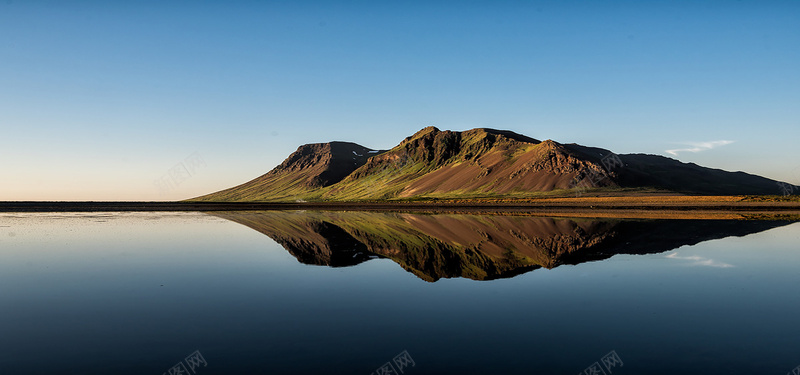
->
[210,211,794,282]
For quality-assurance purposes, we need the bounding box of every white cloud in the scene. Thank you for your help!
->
[665,140,735,156]
[665,252,734,268]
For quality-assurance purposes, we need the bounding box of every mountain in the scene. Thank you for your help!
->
[195,141,385,201]
[210,211,795,282]
[193,127,796,201]
[324,127,614,199]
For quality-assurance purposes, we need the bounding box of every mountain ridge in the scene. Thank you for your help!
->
[192,127,796,201]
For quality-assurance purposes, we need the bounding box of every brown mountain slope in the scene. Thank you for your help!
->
[322,127,614,199]
[193,142,384,201]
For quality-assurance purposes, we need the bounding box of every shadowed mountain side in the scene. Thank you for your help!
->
[562,143,787,195]
[615,154,785,195]
[210,211,796,282]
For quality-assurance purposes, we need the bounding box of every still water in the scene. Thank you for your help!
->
[1,211,799,375]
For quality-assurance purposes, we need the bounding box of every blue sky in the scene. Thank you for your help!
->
[1,1,799,200]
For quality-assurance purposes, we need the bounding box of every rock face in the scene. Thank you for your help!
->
[271,142,379,187]
[193,127,797,201]
[210,211,794,282]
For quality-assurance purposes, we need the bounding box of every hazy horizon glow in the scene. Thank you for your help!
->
[2,1,799,200]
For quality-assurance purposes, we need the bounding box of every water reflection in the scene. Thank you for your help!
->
[210,211,795,282]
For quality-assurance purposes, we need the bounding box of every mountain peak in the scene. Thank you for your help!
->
[404,127,539,145]
[465,128,540,144]
[417,125,441,134]
[271,141,384,187]
[401,126,441,143]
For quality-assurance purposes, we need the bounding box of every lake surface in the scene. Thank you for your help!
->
[1,211,799,375]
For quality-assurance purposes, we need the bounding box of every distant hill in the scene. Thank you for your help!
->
[192,127,796,201]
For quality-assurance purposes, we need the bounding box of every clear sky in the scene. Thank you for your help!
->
[2,0,799,201]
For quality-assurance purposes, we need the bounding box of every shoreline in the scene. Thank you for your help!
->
[1,200,799,220]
